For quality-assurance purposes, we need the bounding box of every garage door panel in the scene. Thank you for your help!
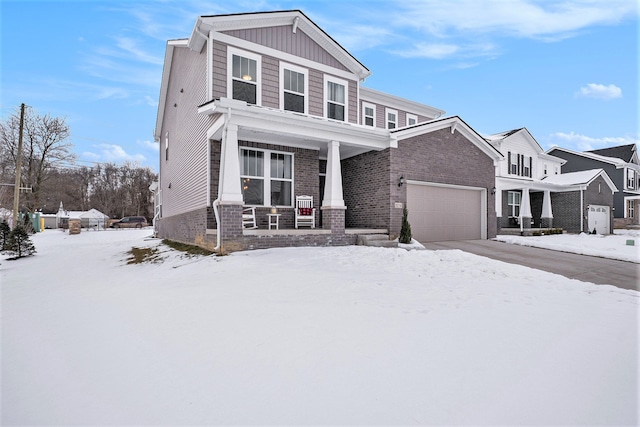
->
[407,183,483,242]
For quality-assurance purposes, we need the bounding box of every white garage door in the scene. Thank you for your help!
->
[407,183,485,242]
[587,205,610,235]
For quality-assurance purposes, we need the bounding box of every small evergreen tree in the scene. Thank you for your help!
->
[399,206,412,244]
[5,225,37,258]
[0,220,10,251]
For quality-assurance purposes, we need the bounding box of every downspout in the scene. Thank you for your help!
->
[212,109,231,251]
[580,188,584,233]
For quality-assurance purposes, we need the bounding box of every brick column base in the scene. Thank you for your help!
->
[218,203,244,253]
[322,207,345,234]
[540,217,553,228]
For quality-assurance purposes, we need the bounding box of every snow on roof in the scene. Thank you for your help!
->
[543,169,617,192]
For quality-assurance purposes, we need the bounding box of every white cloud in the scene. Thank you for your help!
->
[114,36,164,65]
[549,131,639,151]
[393,43,460,59]
[144,95,158,107]
[393,0,638,40]
[83,144,147,163]
[139,139,159,152]
[575,83,622,100]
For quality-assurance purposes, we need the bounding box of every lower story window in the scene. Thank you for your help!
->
[508,191,521,217]
[240,148,293,206]
[628,200,635,219]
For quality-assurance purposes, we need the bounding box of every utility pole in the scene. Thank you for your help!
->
[12,103,25,228]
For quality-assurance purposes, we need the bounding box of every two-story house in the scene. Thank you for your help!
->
[154,10,503,253]
[487,128,617,234]
[548,144,639,228]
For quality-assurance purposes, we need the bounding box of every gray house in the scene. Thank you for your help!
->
[154,10,503,253]
[548,144,639,227]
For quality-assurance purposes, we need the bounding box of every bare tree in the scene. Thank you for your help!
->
[0,106,76,211]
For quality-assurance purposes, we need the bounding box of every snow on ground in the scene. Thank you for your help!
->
[496,229,640,263]
[2,229,638,425]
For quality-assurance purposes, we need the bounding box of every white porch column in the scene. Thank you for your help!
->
[219,123,244,203]
[541,190,553,218]
[495,186,502,218]
[519,188,532,230]
[322,140,345,208]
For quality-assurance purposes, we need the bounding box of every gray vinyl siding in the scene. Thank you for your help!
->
[160,46,211,218]
[363,99,431,128]
[212,37,358,122]
[548,149,625,217]
[223,26,350,72]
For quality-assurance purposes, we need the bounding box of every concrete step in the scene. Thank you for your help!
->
[357,234,389,245]
[357,234,398,248]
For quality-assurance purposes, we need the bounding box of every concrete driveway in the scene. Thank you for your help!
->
[422,240,639,291]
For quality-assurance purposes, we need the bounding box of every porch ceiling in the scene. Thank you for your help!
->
[202,98,393,159]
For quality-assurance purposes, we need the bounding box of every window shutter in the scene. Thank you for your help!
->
[529,157,532,177]
[517,154,522,176]
[508,152,511,174]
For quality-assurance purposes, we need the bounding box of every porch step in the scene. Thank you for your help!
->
[357,234,398,248]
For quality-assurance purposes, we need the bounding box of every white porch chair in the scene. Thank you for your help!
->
[295,195,316,229]
[242,207,257,229]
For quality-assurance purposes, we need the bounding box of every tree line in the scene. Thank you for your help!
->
[0,105,157,221]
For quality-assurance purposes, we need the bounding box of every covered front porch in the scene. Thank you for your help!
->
[200,98,394,252]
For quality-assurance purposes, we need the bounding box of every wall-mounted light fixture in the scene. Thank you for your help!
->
[491,186,496,195]
[180,88,184,93]
[168,182,172,189]
[398,176,405,187]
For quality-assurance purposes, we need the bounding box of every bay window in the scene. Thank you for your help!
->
[240,148,293,206]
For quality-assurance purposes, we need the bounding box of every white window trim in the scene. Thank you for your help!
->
[323,75,349,122]
[508,190,521,217]
[362,102,376,127]
[626,168,636,190]
[164,131,169,161]
[406,113,418,127]
[227,46,262,105]
[386,108,398,130]
[279,62,308,114]
[239,147,294,207]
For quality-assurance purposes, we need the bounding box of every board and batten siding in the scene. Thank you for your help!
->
[222,26,349,72]
[160,46,211,218]
[498,133,539,177]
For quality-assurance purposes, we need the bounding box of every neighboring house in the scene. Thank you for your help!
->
[56,202,109,230]
[548,144,640,227]
[154,10,503,253]
[486,128,617,234]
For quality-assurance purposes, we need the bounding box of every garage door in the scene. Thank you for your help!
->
[407,183,484,242]
[587,205,610,235]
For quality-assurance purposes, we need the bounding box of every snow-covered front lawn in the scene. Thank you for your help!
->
[496,229,640,263]
[2,229,638,425]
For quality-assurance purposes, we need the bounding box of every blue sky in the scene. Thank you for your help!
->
[1,0,638,172]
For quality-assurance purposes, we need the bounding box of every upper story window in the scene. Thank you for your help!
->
[627,169,637,190]
[362,102,376,127]
[240,148,293,207]
[280,63,307,114]
[543,164,548,175]
[325,76,347,121]
[228,47,261,105]
[507,152,532,178]
[406,113,418,126]
[386,108,398,129]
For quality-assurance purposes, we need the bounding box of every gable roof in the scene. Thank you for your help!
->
[547,146,632,168]
[485,127,566,163]
[189,10,370,80]
[543,168,618,192]
[587,143,637,163]
[392,116,503,162]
